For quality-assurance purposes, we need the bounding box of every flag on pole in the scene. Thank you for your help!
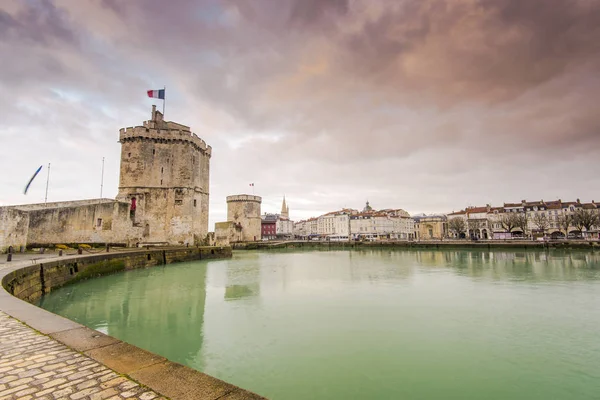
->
[147,89,165,99]
[249,183,254,187]
[24,165,43,195]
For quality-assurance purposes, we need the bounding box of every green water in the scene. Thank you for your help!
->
[38,250,600,399]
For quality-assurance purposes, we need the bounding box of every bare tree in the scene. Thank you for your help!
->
[532,213,549,236]
[514,213,529,237]
[499,213,518,233]
[557,214,573,238]
[573,209,598,236]
[448,218,466,238]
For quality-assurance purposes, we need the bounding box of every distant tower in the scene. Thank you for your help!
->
[117,105,211,245]
[281,196,289,219]
[363,201,373,212]
[226,195,262,241]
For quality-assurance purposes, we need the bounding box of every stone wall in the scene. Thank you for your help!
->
[2,246,232,304]
[25,201,143,247]
[215,221,242,246]
[0,208,30,253]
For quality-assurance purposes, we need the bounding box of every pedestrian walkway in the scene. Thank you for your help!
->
[0,312,164,400]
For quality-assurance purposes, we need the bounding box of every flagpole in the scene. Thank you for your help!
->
[163,85,166,117]
[44,163,51,205]
[100,157,105,198]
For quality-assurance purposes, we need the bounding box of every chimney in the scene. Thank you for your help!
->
[151,105,156,121]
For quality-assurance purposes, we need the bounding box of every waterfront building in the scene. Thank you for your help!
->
[261,214,277,240]
[413,215,448,240]
[293,203,414,241]
[258,197,294,240]
[447,199,599,239]
[0,106,212,252]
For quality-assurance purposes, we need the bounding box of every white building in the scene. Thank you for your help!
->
[294,203,413,241]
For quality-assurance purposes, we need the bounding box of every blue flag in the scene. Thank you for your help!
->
[24,165,43,194]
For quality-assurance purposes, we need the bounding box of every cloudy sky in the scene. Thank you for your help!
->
[1,0,599,227]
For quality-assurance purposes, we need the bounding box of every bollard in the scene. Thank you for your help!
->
[59,250,63,257]
[78,248,83,255]
[7,253,12,262]
[106,244,110,252]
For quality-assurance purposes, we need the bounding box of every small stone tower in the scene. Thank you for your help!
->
[226,195,262,242]
[117,105,211,245]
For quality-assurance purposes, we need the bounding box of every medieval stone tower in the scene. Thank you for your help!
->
[226,195,262,242]
[117,105,211,245]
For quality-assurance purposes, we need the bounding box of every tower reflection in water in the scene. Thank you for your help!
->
[38,263,209,369]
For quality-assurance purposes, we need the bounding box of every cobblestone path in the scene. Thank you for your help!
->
[0,312,165,400]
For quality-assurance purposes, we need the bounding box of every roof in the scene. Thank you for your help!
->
[466,207,488,214]
[503,203,523,208]
[448,210,466,216]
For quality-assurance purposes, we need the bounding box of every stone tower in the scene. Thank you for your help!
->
[226,195,262,242]
[117,105,211,245]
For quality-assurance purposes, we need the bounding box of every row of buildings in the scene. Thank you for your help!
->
[269,199,600,243]
[289,202,415,241]
[445,199,599,240]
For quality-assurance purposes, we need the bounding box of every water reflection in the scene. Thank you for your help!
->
[38,264,209,367]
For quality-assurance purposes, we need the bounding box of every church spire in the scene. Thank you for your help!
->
[281,196,289,219]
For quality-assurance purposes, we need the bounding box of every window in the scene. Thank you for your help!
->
[194,199,197,207]
[128,152,131,158]
[153,149,156,155]
[97,218,102,227]
[175,200,183,205]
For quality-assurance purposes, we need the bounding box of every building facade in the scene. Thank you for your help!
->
[261,214,277,240]
[293,203,414,241]
[447,199,600,240]
[413,215,448,240]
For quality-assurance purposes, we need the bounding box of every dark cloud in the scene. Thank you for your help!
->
[0,0,77,45]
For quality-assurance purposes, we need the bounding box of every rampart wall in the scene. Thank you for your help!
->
[0,208,29,252]
[2,246,232,304]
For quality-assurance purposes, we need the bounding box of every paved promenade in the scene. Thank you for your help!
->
[0,253,163,400]
[0,312,162,400]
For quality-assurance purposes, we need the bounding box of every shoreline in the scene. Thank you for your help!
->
[233,239,600,251]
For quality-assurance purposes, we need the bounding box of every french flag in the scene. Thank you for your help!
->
[147,89,165,99]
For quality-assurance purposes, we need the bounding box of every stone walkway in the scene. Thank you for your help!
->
[0,312,164,400]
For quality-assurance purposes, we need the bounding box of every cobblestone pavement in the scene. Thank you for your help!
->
[0,312,165,400]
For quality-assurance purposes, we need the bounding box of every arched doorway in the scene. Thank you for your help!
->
[550,231,564,239]
[482,229,488,239]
